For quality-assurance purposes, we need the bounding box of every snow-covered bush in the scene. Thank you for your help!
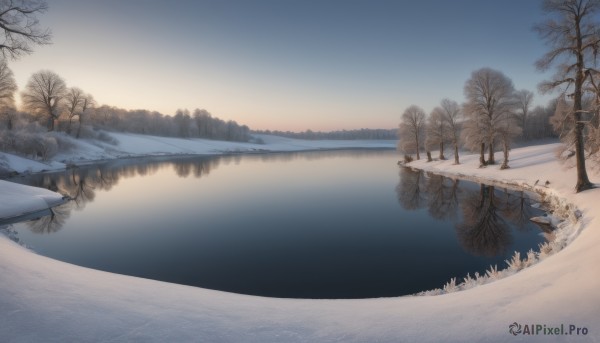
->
[505,252,524,272]
[76,125,118,145]
[443,277,459,293]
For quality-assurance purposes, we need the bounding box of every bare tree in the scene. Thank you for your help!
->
[398,105,426,160]
[65,87,83,134]
[534,0,599,192]
[425,108,450,160]
[0,0,51,60]
[515,89,534,138]
[463,68,516,166]
[21,70,67,131]
[0,57,16,129]
[432,99,462,164]
[497,108,522,169]
[461,104,489,167]
[76,93,94,138]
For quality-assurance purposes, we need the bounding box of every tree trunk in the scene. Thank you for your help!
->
[439,141,445,160]
[573,15,594,192]
[454,142,459,164]
[415,132,420,160]
[500,139,510,170]
[47,116,54,131]
[479,142,486,167]
[426,151,432,162]
[487,139,495,165]
[76,117,82,138]
[67,117,73,135]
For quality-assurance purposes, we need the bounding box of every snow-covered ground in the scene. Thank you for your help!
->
[0,139,599,342]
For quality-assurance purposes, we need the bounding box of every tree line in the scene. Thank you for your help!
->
[0,65,252,160]
[399,0,600,193]
[398,69,557,167]
[252,128,397,140]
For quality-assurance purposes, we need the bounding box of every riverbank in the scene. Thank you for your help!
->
[0,132,396,176]
[0,141,598,342]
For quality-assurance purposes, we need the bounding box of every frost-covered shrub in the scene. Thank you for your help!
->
[47,131,77,154]
[461,273,478,290]
[443,277,459,293]
[505,252,524,272]
[485,265,500,280]
[34,135,58,161]
[77,125,118,145]
[523,249,538,268]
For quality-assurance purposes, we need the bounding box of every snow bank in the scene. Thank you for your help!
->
[0,180,66,221]
[0,142,599,342]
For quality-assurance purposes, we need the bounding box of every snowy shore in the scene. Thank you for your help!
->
[0,138,599,342]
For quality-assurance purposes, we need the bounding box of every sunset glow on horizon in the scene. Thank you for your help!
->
[10,0,550,132]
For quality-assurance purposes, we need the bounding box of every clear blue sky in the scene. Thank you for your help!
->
[11,0,551,131]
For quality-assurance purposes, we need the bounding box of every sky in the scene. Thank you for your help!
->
[9,0,552,132]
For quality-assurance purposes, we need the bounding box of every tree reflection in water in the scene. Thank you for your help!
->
[27,204,71,234]
[456,184,512,257]
[396,168,427,210]
[396,167,547,258]
[424,172,460,221]
[12,150,395,234]
[11,156,222,234]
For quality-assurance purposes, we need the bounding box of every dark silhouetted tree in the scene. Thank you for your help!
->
[534,0,599,192]
[0,0,51,60]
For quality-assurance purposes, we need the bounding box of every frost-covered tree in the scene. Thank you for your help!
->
[0,0,51,60]
[0,58,16,129]
[398,105,426,160]
[463,68,516,166]
[436,99,462,164]
[497,108,522,169]
[76,93,95,138]
[174,108,192,138]
[527,102,556,139]
[461,104,489,168]
[21,70,67,131]
[65,87,84,135]
[425,108,450,160]
[515,89,534,139]
[534,0,600,192]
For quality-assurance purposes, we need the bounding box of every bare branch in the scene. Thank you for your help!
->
[0,0,51,60]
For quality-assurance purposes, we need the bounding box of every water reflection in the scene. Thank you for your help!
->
[424,173,460,221]
[396,168,547,258]
[395,168,427,210]
[26,204,71,234]
[4,151,548,298]
[9,150,395,234]
[456,184,512,257]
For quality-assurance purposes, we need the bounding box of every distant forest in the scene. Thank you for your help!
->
[252,128,398,140]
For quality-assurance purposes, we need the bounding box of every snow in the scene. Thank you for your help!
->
[0,180,66,220]
[1,138,599,342]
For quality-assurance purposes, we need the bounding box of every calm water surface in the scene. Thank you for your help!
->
[5,150,549,298]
